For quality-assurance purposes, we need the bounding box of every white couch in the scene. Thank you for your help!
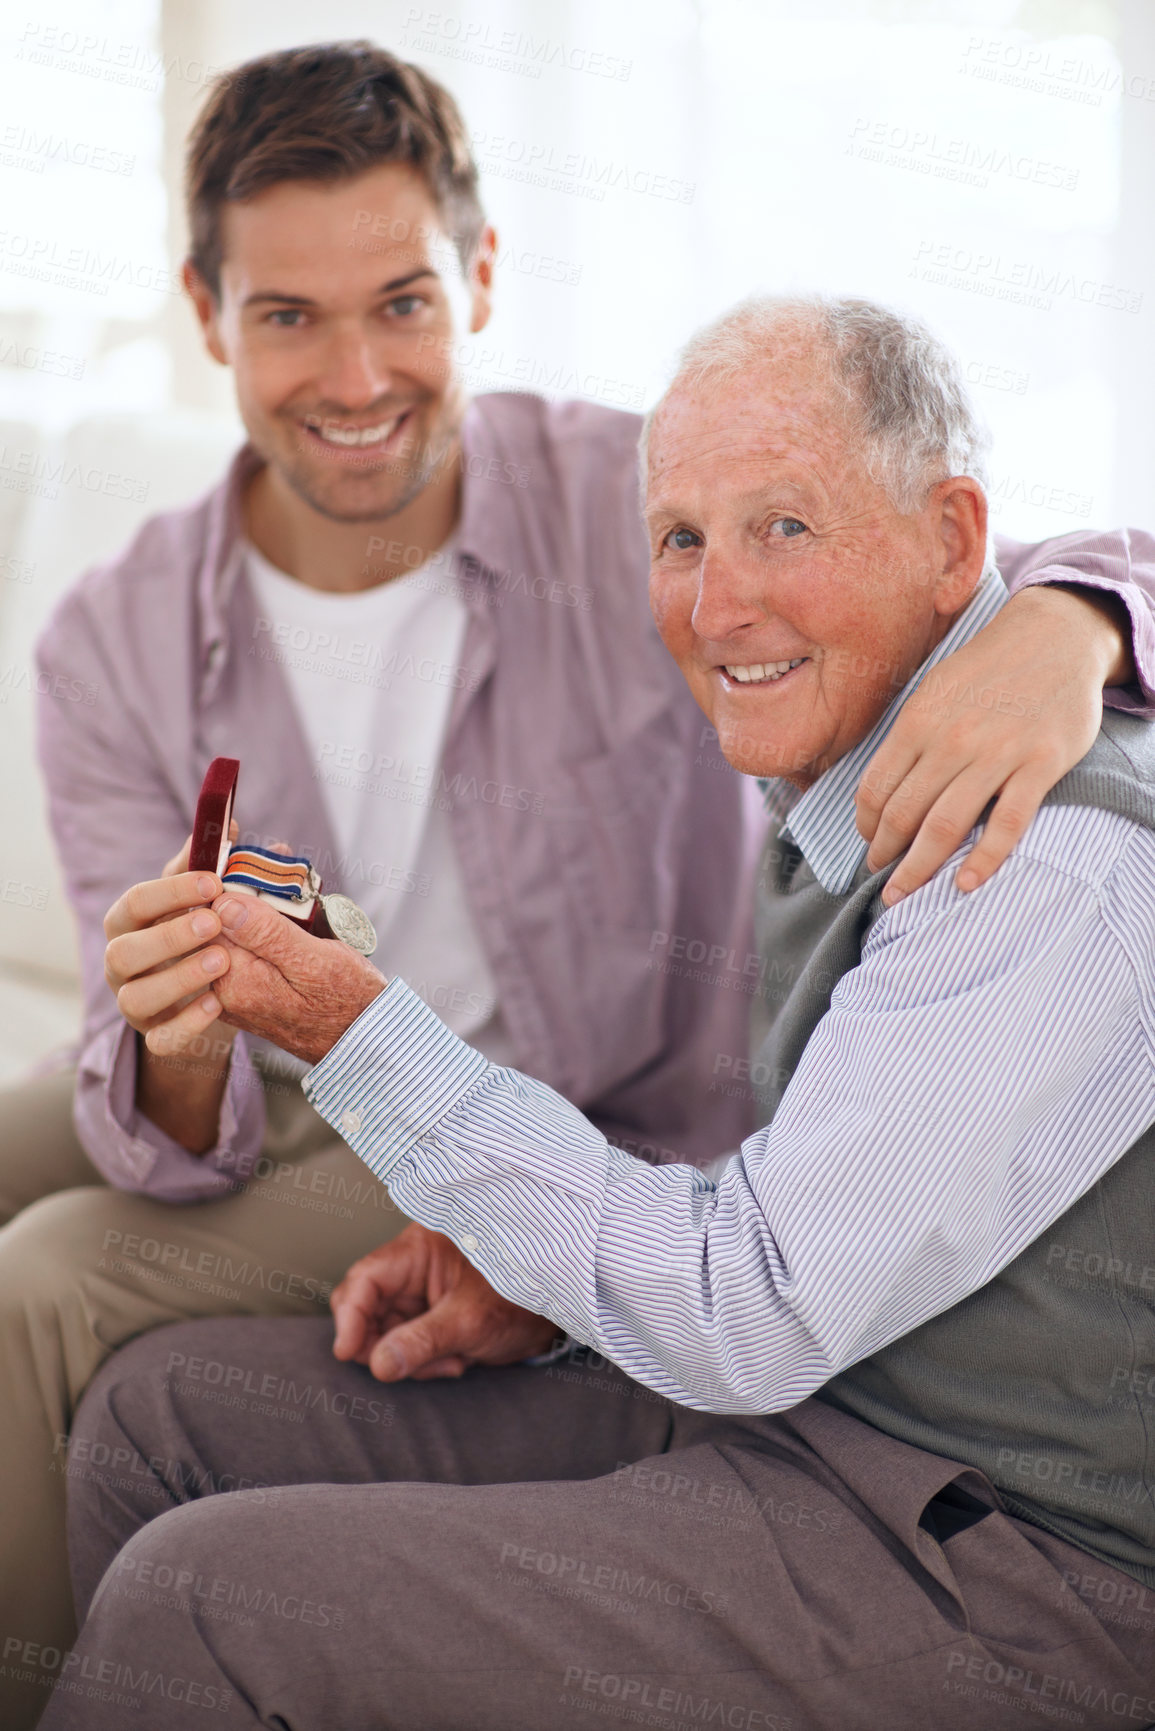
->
[0,411,242,1083]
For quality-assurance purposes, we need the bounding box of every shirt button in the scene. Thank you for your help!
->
[340,1109,362,1137]
[460,1233,479,1253]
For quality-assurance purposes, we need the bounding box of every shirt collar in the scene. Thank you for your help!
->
[773,567,1008,894]
[196,443,262,704]
[455,396,535,596]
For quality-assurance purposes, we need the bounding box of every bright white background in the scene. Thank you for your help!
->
[0,0,1153,1073]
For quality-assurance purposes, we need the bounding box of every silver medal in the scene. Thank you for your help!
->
[320,893,378,956]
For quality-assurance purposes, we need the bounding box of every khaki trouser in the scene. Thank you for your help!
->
[0,1064,407,1731]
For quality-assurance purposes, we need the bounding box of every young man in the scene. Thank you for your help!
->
[2,40,1154,1730]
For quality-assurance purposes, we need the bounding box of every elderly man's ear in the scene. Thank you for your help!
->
[927,477,989,616]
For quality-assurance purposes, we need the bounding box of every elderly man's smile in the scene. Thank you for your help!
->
[720,655,809,688]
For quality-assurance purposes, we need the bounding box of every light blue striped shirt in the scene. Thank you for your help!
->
[778,569,1007,892]
[305,584,1155,1412]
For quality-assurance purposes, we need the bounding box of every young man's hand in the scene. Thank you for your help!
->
[103,825,236,1058]
[856,583,1131,905]
[104,825,240,1153]
[331,1223,559,1381]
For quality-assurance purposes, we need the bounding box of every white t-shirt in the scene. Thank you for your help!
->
[244,541,515,1064]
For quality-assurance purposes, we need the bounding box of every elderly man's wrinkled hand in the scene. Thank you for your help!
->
[208,893,387,1065]
[332,1223,560,1381]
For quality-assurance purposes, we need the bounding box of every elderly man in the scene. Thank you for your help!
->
[42,299,1155,1731]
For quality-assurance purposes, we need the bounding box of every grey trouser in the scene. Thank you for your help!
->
[41,1315,1155,1731]
[0,1067,407,1730]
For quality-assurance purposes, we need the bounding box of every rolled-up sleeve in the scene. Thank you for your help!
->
[74,1017,264,1201]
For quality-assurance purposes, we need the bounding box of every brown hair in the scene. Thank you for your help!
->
[185,40,485,296]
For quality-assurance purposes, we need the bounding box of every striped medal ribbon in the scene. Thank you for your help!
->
[221,845,318,905]
[219,844,377,955]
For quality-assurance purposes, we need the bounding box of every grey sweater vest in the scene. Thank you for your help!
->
[751,711,1155,1585]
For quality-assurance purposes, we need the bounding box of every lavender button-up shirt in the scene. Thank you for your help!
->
[35,393,1155,1202]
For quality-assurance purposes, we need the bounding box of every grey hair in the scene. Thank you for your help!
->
[640,294,990,513]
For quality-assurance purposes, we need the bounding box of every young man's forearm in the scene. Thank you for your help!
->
[135,1033,234,1155]
[1027,581,1136,687]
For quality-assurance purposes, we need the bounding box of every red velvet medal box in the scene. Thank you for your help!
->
[189,756,336,940]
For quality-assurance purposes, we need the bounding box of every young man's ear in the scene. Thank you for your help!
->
[468,224,497,335]
[182,260,228,366]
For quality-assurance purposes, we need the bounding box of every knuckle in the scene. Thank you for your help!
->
[157,919,183,959]
[122,883,148,925]
[924,811,963,847]
[945,714,983,748]
[988,801,1030,836]
[877,811,915,846]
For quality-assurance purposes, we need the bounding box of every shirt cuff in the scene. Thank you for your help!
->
[302,977,491,1182]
